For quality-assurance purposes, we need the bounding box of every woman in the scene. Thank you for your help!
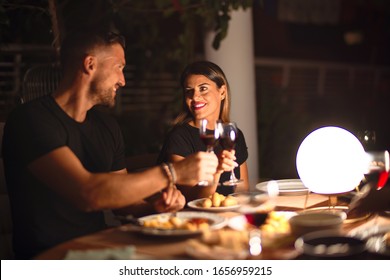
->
[158,61,249,201]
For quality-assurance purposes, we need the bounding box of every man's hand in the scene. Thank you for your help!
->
[173,152,218,186]
[152,186,185,213]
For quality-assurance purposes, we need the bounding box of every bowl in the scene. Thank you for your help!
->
[289,212,343,237]
[295,230,366,258]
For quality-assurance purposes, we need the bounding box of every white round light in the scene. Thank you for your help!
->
[296,126,366,194]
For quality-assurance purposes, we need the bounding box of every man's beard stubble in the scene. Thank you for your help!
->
[89,78,116,108]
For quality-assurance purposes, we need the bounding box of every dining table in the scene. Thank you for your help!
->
[34,191,390,260]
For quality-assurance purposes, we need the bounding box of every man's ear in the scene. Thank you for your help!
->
[83,55,96,74]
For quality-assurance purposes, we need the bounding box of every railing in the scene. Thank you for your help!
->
[1,43,389,117]
[255,57,390,98]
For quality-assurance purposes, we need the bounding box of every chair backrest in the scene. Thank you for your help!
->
[21,64,62,103]
[0,121,14,259]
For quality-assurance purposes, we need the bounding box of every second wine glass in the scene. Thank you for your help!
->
[220,121,243,186]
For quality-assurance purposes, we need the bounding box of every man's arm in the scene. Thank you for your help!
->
[28,146,217,212]
[348,181,390,215]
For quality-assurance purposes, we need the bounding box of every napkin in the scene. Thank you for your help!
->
[64,246,136,260]
[274,193,328,209]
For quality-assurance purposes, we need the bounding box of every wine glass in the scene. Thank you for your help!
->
[198,119,220,186]
[220,121,243,186]
[236,191,277,256]
[199,119,219,152]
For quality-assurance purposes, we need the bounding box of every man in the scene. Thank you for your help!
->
[348,180,390,215]
[2,29,218,259]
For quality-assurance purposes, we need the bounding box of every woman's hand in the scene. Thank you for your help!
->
[216,150,237,174]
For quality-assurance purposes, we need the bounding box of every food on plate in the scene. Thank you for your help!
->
[259,211,296,248]
[221,196,238,207]
[187,229,249,259]
[261,211,292,235]
[212,192,222,207]
[384,231,390,247]
[142,216,210,231]
[201,192,238,208]
[201,198,213,208]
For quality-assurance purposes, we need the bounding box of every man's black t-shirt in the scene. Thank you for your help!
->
[2,95,126,259]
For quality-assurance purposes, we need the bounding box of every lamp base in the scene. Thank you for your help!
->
[300,205,371,224]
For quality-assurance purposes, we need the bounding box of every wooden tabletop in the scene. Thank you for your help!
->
[35,193,390,260]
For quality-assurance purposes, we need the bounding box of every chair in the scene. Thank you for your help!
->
[21,64,62,103]
[0,121,14,259]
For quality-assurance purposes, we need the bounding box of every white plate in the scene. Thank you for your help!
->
[187,198,241,212]
[349,225,390,256]
[256,179,309,196]
[134,211,227,236]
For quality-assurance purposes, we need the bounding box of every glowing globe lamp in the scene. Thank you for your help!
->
[296,126,366,194]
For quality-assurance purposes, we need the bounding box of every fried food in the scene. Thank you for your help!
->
[260,211,292,235]
[200,192,238,208]
[202,198,213,208]
[259,211,296,248]
[212,192,222,207]
[142,216,210,231]
[221,196,238,207]
[384,231,390,247]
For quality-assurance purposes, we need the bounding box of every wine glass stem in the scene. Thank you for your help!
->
[228,148,236,180]
[198,147,214,186]
[230,170,237,181]
[249,229,262,256]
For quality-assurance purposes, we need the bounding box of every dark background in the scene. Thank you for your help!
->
[1,0,390,180]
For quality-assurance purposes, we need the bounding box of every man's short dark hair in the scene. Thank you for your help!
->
[60,28,126,72]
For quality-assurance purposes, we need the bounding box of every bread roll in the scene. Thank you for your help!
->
[212,192,221,207]
[221,196,238,207]
[202,198,212,208]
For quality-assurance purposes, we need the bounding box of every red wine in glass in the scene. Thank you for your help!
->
[244,212,269,227]
[244,211,269,256]
[200,134,218,150]
[220,136,236,150]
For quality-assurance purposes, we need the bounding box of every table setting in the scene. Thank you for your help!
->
[34,181,390,260]
[35,126,390,260]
